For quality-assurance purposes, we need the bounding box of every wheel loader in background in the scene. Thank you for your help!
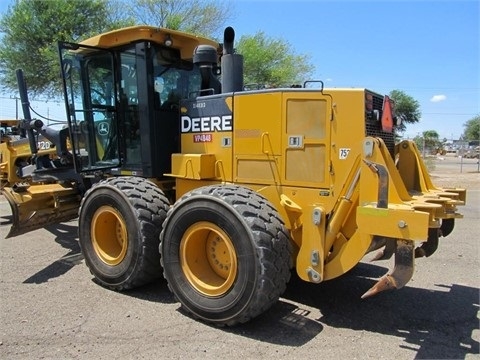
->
[0,25,466,326]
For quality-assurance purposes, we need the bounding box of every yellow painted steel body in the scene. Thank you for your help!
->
[2,182,81,237]
[80,25,219,61]
[1,125,81,237]
[1,25,466,300]
[169,88,465,284]
[0,130,58,185]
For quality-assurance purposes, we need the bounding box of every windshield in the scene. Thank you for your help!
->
[152,48,202,109]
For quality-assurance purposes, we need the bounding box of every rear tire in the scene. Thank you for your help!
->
[79,177,169,290]
[160,185,292,326]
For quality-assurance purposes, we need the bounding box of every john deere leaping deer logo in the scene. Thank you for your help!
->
[97,122,110,136]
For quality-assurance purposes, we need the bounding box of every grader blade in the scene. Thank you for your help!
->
[2,184,81,238]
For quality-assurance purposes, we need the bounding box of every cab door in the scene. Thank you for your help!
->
[59,42,119,172]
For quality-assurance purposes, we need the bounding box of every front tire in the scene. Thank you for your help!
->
[160,185,292,326]
[79,177,169,290]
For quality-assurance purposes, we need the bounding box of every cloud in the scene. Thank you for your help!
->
[430,94,447,102]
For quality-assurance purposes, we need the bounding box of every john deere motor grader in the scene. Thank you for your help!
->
[0,26,466,326]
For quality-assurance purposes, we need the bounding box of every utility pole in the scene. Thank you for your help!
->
[10,96,20,119]
[422,136,426,158]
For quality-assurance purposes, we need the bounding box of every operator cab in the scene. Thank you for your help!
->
[59,29,210,178]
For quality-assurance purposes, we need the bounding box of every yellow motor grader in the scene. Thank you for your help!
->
[0,25,466,326]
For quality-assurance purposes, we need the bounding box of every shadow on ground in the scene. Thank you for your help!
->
[23,222,83,284]
[227,264,479,358]
[13,220,479,357]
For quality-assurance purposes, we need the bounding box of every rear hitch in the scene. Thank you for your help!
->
[361,239,414,299]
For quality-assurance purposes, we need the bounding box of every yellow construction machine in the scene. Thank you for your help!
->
[0,25,466,326]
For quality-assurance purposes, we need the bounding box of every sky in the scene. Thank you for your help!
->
[0,0,479,140]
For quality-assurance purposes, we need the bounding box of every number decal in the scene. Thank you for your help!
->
[38,141,51,150]
[193,102,206,109]
[339,148,350,160]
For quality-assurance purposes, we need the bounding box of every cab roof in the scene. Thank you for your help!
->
[80,25,220,60]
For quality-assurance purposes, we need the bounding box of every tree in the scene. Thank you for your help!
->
[462,115,480,142]
[413,130,443,156]
[130,0,234,38]
[423,130,441,150]
[389,89,421,133]
[0,0,314,98]
[0,0,134,97]
[236,32,314,88]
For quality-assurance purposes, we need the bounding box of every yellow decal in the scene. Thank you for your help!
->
[357,207,389,217]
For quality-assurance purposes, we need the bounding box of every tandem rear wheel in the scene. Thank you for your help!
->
[78,177,169,290]
[160,185,292,326]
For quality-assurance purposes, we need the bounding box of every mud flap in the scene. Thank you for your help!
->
[2,185,81,238]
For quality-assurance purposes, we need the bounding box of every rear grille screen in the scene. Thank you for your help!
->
[365,93,395,158]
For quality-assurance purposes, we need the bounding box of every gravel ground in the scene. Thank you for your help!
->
[0,156,478,359]
[428,157,480,190]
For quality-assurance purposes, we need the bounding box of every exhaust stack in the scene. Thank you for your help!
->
[221,26,243,93]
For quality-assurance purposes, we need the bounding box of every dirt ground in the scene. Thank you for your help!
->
[428,157,480,190]
[0,155,478,359]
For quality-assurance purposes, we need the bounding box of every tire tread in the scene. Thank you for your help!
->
[80,176,169,290]
[160,184,292,326]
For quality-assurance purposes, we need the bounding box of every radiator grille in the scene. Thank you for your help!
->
[365,92,395,158]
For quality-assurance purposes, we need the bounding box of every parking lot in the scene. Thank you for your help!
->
[1,158,479,359]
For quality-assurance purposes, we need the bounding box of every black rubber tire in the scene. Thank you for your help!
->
[79,176,169,290]
[160,185,292,326]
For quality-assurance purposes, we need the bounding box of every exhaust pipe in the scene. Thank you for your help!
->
[361,239,414,299]
[221,27,243,93]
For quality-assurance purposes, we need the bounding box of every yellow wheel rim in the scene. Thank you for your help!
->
[180,222,237,297]
[91,206,128,266]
